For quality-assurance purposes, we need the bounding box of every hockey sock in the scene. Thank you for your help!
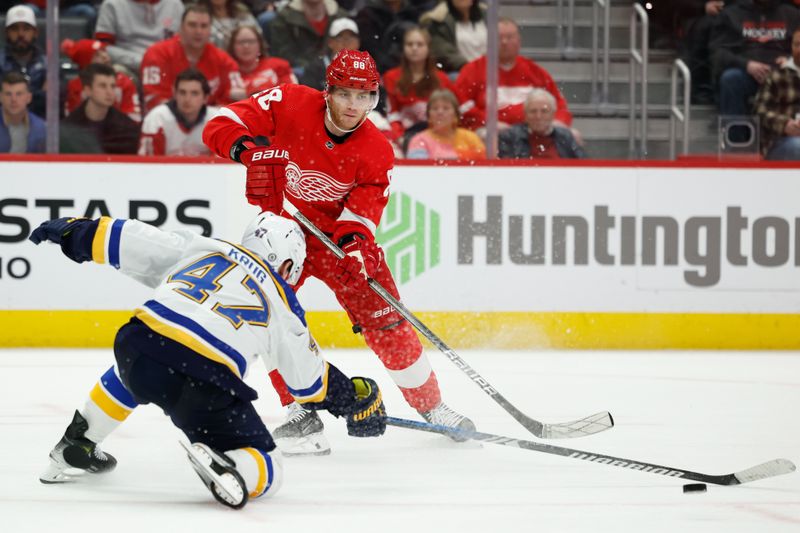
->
[363,323,441,412]
[269,370,296,407]
[225,448,284,499]
[82,365,138,443]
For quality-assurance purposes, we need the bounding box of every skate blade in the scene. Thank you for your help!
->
[180,441,247,508]
[39,460,87,484]
[274,433,331,457]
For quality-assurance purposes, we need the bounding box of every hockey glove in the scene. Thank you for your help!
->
[29,217,99,263]
[346,377,386,437]
[238,141,290,213]
[29,217,90,245]
[332,230,383,290]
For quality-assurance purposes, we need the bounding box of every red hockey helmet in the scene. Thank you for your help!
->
[325,49,380,92]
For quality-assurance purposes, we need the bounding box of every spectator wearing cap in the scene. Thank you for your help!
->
[140,3,245,113]
[269,0,349,71]
[0,71,45,153]
[94,0,185,73]
[62,39,142,122]
[499,88,586,160]
[0,5,46,117]
[228,25,297,96]
[60,63,140,154]
[299,17,360,90]
[139,68,219,156]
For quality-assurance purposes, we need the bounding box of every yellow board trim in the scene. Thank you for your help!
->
[133,308,243,378]
[243,447,267,498]
[92,216,112,264]
[89,382,132,422]
[2,310,800,349]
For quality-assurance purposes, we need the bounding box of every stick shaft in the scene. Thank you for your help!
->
[386,417,795,486]
[282,199,564,437]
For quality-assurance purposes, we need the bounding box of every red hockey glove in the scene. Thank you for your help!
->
[333,231,383,290]
[239,143,290,213]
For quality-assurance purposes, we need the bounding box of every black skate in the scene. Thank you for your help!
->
[272,403,331,457]
[420,402,476,442]
[39,410,117,483]
[181,441,248,509]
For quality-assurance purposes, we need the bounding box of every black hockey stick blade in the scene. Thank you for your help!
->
[387,417,796,486]
[282,198,614,440]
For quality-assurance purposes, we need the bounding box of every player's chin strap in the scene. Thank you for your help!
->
[281,197,614,441]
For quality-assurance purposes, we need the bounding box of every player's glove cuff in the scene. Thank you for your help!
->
[346,377,386,437]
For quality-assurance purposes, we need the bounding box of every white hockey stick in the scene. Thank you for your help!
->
[387,417,797,486]
[282,198,614,439]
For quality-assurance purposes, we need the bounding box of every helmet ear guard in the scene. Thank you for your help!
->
[241,212,306,285]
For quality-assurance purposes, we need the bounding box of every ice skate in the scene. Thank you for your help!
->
[420,402,476,442]
[39,410,117,484]
[181,441,248,509]
[272,403,331,457]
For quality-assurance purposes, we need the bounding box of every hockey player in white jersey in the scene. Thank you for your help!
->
[30,212,386,509]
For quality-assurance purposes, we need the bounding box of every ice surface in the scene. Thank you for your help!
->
[1,348,798,532]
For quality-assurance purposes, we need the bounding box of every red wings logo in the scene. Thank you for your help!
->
[285,161,353,202]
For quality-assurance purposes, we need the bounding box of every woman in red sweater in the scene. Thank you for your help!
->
[228,25,296,96]
[383,26,455,141]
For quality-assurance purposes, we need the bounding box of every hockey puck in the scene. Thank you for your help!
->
[682,483,707,493]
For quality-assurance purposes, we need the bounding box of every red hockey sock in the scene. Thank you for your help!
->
[363,322,441,412]
[269,369,296,407]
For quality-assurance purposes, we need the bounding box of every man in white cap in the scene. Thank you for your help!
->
[299,17,361,90]
[1,5,46,117]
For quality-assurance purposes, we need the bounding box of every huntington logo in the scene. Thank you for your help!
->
[376,192,440,284]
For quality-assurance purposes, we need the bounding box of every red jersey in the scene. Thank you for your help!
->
[65,72,141,122]
[455,55,572,129]
[203,84,394,238]
[241,57,297,96]
[383,67,454,139]
[140,36,243,113]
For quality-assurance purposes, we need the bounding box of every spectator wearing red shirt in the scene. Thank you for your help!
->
[383,26,455,140]
[228,25,296,96]
[455,18,575,136]
[140,3,245,113]
[62,39,141,122]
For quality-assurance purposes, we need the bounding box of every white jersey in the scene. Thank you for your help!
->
[91,217,326,403]
[138,103,219,156]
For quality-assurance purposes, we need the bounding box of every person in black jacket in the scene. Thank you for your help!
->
[711,0,800,122]
[498,88,586,160]
[355,0,435,73]
[60,64,140,154]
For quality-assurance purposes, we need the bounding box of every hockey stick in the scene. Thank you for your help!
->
[282,198,614,439]
[386,416,796,486]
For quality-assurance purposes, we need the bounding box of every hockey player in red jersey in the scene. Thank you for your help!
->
[203,49,474,455]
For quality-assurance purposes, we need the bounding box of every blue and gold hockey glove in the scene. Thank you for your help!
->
[346,377,386,437]
[29,217,90,245]
[29,217,97,263]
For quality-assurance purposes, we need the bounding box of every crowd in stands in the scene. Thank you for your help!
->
[2,0,799,160]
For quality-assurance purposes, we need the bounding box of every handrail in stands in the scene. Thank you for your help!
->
[591,0,611,112]
[669,59,692,160]
[628,3,649,159]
